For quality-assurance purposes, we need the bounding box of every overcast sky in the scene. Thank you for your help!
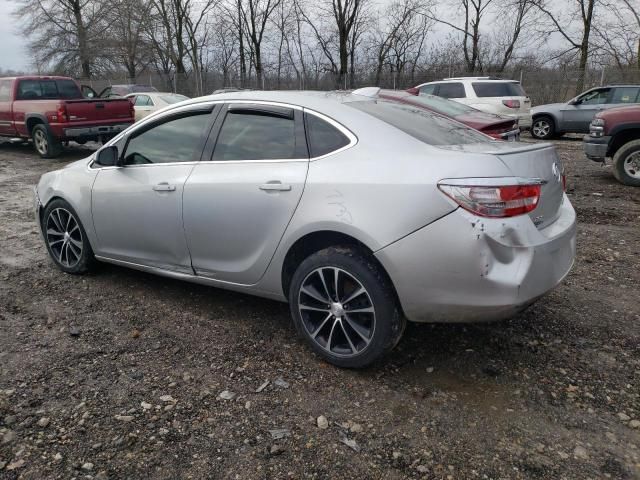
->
[0,0,28,71]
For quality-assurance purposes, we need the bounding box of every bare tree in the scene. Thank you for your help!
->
[240,0,282,86]
[15,0,111,78]
[533,0,599,92]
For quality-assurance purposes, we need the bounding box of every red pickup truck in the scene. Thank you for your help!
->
[583,105,640,186]
[0,76,134,158]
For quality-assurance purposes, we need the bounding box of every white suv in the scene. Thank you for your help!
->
[411,77,532,129]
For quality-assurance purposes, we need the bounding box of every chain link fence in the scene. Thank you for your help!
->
[85,67,640,106]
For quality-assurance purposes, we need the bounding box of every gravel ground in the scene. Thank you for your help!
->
[0,136,639,480]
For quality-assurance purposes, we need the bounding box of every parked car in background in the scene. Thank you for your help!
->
[583,104,640,186]
[34,88,575,368]
[0,76,134,157]
[379,89,520,140]
[408,77,532,130]
[125,92,190,121]
[82,84,159,99]
[531,85,640,140]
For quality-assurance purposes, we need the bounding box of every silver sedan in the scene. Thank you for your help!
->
[35,89,576,368]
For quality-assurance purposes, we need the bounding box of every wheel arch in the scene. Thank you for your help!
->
[608,125,640,157]
[280,230,403,314]
[25,114,48,135]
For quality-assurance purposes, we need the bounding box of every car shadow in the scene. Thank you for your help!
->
[0,139,99,161]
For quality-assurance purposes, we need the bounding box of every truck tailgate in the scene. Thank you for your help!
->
[64,98,133,123]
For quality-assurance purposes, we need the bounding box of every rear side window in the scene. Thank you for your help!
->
[123,112,211,165]
[472,82,526,97]
[213,109,297,161]
[348,100,491,146]
[437,83,465,99]
[0,80,12,101]
[611,87,640,104]
[305,113,350,157]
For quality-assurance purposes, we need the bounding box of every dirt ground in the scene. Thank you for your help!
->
[0,135,639,480]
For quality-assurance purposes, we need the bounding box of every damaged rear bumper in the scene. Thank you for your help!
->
[375,195,576,323]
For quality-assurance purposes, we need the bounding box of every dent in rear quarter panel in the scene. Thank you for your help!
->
[38,159,99,249]
[255,109,516,297]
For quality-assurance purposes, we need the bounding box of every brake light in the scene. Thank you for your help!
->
[128,98,135,118]
[502,100,520,109]
[438,182,541,217]
[56,105,67,122]
[562,174,566,191]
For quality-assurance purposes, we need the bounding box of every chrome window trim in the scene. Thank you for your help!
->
[302,108,358,161]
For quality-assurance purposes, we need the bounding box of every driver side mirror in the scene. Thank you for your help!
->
[95,145,120,167]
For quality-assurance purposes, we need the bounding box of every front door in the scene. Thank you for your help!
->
[91,107,216,272]
[561,88,611,132]
[183,103,309,285]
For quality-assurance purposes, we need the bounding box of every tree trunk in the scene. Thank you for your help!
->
[576,0,595,93]
[72,0,91,78]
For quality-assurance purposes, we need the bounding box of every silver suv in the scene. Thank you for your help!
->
[531,85,640,140]
[411,77,532,129]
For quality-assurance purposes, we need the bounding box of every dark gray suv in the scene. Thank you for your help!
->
[531,85,640,139]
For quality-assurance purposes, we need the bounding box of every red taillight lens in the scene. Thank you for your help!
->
[56,105,67,122]
[562,174,566,191]
[438,182,541,217]
[128,98,135,117]
[502,100,520,109]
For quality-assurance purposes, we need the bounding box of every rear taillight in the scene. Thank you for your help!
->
[56,105,67,122]
[502,100,520,109]
[562,174,566,191]
[438,181,541,217]
[128,98,135,117]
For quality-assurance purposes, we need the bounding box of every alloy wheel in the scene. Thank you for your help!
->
[532,120,550,138]
[46,208,83,268]
[34,129,48,155]
[297,267,376,358]
[623,152,640,179]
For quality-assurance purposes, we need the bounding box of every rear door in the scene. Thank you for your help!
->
[183,102,309,285]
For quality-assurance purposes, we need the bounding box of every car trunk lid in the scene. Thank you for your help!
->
[439,142,565,229]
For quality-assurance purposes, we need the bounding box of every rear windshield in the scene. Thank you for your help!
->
[160,94,189,104]
[472,82,525,97]
[414,94,477,116]
[348,100,491,146]
[16,79,82,100]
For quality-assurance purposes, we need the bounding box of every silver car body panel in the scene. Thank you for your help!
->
[36,90,576,323]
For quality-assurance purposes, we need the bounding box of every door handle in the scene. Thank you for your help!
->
[153,182,176,192]
[259,182,292,192]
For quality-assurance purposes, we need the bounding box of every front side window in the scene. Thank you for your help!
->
[122,112,211,165]
[305,112,350,157]
[212,109,297,161]
[348,100,491,146]
[580,89,611,105]
[437,83,465,99]
[611,87,640,104]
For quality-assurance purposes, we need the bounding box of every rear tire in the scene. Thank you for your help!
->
[32,124,63,158]
[531,116,556,140]
[42,199,95,274]
[612,140,640,187]
[289,246,405,368]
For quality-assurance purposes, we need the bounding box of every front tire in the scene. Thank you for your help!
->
[289,246,405,368]
[32,124,63,158]
[42,199,95,274]
[531,116,556,140]
[612,140,640,187]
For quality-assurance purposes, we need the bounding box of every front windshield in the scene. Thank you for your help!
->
[348,99,491,146]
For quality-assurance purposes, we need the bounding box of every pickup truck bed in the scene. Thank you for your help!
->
[0,76,134,158]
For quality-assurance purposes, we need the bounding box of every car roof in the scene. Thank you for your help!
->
[0,76,75,81]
